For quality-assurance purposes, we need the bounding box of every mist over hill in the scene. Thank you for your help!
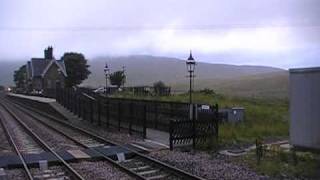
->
[83,55,284,85]
[0,55,288,99]
[0,61,23,86]
[82,55,288,99]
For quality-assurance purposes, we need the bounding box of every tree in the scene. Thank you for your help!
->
[109,70,126,88]
[13,65,27,88]
[153,81,166,96]
[62,52,91,87]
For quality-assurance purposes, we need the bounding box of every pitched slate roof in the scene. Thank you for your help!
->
[29,58,67,78]
[41,59,67,77]
[31,58,50,77]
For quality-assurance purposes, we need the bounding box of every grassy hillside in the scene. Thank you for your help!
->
[83,55,284,86]
[82,55,287,99]
[172,71,289,99]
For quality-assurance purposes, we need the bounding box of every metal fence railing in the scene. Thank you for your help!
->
[56,88,219,150]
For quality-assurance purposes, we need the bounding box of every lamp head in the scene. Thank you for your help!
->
[186,51,196,72]
[104,63,110,75]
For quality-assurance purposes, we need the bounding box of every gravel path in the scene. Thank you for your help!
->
[71,160,133,180]
[149,150,268,180]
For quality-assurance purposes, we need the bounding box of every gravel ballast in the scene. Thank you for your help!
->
[71,160,133,180]
[149,150,267,180]
[5,169,26,180]
[0,114,13,155]
[6,102,84,151]
[0,107,44,154]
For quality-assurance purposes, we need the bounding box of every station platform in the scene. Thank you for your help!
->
[7,93,55,103]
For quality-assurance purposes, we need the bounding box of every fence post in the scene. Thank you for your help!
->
[83,98,86,120]
[129,102,133,135]
[154,102,158,129]
[78,96,81,118]
[192,104,196,149]
[143,104,147,139]
[170,102,173,119]
[56,88,58,102]
[106,99,110,128]
[66,89,69,110]
[98,99,101,125]
[69,89,72,110]
[63,89,65,107]
[74,92,77,114]
[73,91,76,113]
[169,120,173,151]
[118,102,121,131]
[90,99,94,123]
[68,89,71,109]
[70,90,73,112]
[215,103,219,138]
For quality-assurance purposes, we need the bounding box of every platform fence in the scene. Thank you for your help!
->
[56,88,219,149]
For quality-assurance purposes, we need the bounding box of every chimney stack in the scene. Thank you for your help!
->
[44,46,53,59]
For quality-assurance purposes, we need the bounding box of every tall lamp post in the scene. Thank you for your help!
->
[186,51,196,105]
[186,51,196,149]
[122,65,126,89]
[104,63,110,96]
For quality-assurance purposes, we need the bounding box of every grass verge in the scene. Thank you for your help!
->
[237,150,320,179]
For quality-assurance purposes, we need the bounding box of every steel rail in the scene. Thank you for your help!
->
[7,97,205,180]
[0,100,85,180]
[0,109,34,180]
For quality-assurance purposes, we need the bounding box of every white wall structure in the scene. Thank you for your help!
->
[290,67,320,150]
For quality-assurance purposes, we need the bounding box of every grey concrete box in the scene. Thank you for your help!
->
[219,107,245,123]
[289,67,320,150]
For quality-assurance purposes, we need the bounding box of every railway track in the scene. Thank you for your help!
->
[0,100,84,180]
[0,98,132,179]
[6,96,205,180]
[0,112,14,155]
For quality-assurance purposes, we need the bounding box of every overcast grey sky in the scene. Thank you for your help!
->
[0,0,319,68]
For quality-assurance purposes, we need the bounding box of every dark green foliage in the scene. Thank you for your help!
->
[199,88,216,95]
[62,52,91,87]
[13,65,27,88]
[109,70,126,88]
[153,81,166,96]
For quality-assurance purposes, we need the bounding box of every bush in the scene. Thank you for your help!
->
[199,88,216,95]
[153,81,169,96]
